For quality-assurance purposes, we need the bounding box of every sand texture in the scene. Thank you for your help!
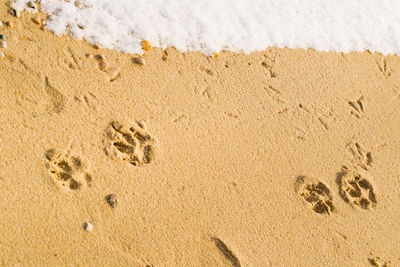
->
[0,3,399,267]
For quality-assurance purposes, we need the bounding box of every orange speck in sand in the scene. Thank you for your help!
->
[141,40,150,51]
[214,52,220,58]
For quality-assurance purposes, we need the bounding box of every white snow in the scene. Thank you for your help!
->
[10,0,400,55]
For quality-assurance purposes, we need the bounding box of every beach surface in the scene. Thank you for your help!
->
[1,2,400,266]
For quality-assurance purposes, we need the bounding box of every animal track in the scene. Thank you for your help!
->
[296,176,334,215]
[62,47,82,70]
[263,85,285,103]
[261,61,277,78]
[195,86,213,102]
[347,142,373,170]
[298,102,335,130]
[45,77,66,113]
[212,237,241,267]
[261,84,288,114]
[339,169,377,210]
[199,66,214,76]
[348,96,365,119]
[45,149,92,191]
[261,54,277,78]
[107,121,156,166]
[376,57,391,78]
[74,92,99,113]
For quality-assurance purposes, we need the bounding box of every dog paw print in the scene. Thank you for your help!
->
[339,169,377,210]
[45,149,92,190]
[107,121,156,166]
[296,176,334,215]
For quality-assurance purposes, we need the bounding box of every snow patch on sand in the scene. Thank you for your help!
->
[11,0,400,55]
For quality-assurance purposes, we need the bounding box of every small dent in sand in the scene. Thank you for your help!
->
[132,57,145,65]
[105,194,118,208]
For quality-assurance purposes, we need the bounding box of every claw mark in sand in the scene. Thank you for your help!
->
[348,96,365,119]
[261,61,277,78]
[62,47,81,70]
[261,54,277,78]
[74,92,98,113]
[261,84,288,114]
[346,142,373,170]
[376,57,391,78]
[200,87,213,101]
[67,47,81,70]
[298,102,334,130]
[263,85,285,104]
[212,237,241,267]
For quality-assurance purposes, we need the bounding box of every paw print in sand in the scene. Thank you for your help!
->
[339,169,377,210]
[45,149,92,191]
[107,121,156,166]
[297,176,334,215]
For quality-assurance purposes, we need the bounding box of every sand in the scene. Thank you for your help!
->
[1,3,400,267]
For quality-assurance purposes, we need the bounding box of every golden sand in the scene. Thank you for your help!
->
[0,2,399,266]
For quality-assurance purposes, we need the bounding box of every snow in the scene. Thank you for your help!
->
[10,0,400,55]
